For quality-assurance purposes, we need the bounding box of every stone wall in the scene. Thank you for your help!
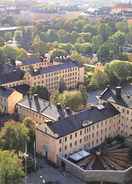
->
[61,157,132,184]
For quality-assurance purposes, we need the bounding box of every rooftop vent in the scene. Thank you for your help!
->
[97,105,105,110]
[82,120,92,127]
[65,107,72,116]
[56,103,62,110]
[116,86,122,99]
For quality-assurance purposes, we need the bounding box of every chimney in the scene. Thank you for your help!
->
[56,103,62,111]
[65,107,72,116]
[34,94,39,101]
[56,103,65,119]
[27,93,32,108]
[34,94,40,112]
[115,86,122,99]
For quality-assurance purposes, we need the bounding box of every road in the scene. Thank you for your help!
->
[27,161,85,184]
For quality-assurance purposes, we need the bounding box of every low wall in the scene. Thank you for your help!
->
[61,157,132,184]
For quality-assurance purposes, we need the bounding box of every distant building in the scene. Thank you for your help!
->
[112,3,132,15]
[25,59,84,92]
[1,59,84,93]
[0,87,23,114]
[17,55,52,71]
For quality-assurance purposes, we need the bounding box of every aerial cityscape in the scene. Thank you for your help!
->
[1,0,132,184]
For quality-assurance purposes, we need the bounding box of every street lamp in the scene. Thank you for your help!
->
[40,175,46,184]
[23,140,29,184]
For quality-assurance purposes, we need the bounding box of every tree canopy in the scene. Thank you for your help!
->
[52,90,87,111]
[0,150,24,184]
[0,121,29,153]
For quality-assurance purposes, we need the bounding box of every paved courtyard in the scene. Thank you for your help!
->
[27,161,85,184]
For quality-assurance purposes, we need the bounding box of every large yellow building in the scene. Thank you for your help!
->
[25,60,84,92]
[1,59,84,93]
[16,85,132,164]
[16,94,122,164]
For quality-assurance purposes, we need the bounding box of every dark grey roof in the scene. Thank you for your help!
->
[22,58,40,66]
[32,60,81,76]
[0,69,25,84]
[0,87,14,97]
[13,84,30,96]
[17,96,62,121]
[47,103,120,137]
[0,63,17,75]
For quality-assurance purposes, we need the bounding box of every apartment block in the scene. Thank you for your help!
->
[25,59,84,92]
[36,103,121,163]
[0,59,84,93]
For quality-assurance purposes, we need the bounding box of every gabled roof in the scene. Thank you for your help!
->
[17,96,62,121]
[47,103,119,138]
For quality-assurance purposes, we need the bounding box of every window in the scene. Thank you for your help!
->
[65,137,67,142]
[80,130,82,135]
[70,135,72,139]
[70,143,72,148]
[59,139,62,144]
[75,133,77,137]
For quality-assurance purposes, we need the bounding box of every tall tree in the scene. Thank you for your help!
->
[0,121,29,153]
[0,150,24,184]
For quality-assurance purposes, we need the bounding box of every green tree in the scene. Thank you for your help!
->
[14,30,23,43]
[58,29,71,43]
[0,150,24,184]
[82,24,97,35]
[97,42,112,63]
[53,90,87,111]
[104,60,132,85]
[4,32,13,42]
[109,31,126,55]
[98,23,112,41]
[16,48,27,61]
[32,36,48,56]
[31,86,50,100]
[23,118,35,154]
[0,47,6,64]
[92,35,104,52]
[116,21,128,33]
[75,42,93,55]
[3,46,17,61]
[90,68,109,89]
[0,121,29,153]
